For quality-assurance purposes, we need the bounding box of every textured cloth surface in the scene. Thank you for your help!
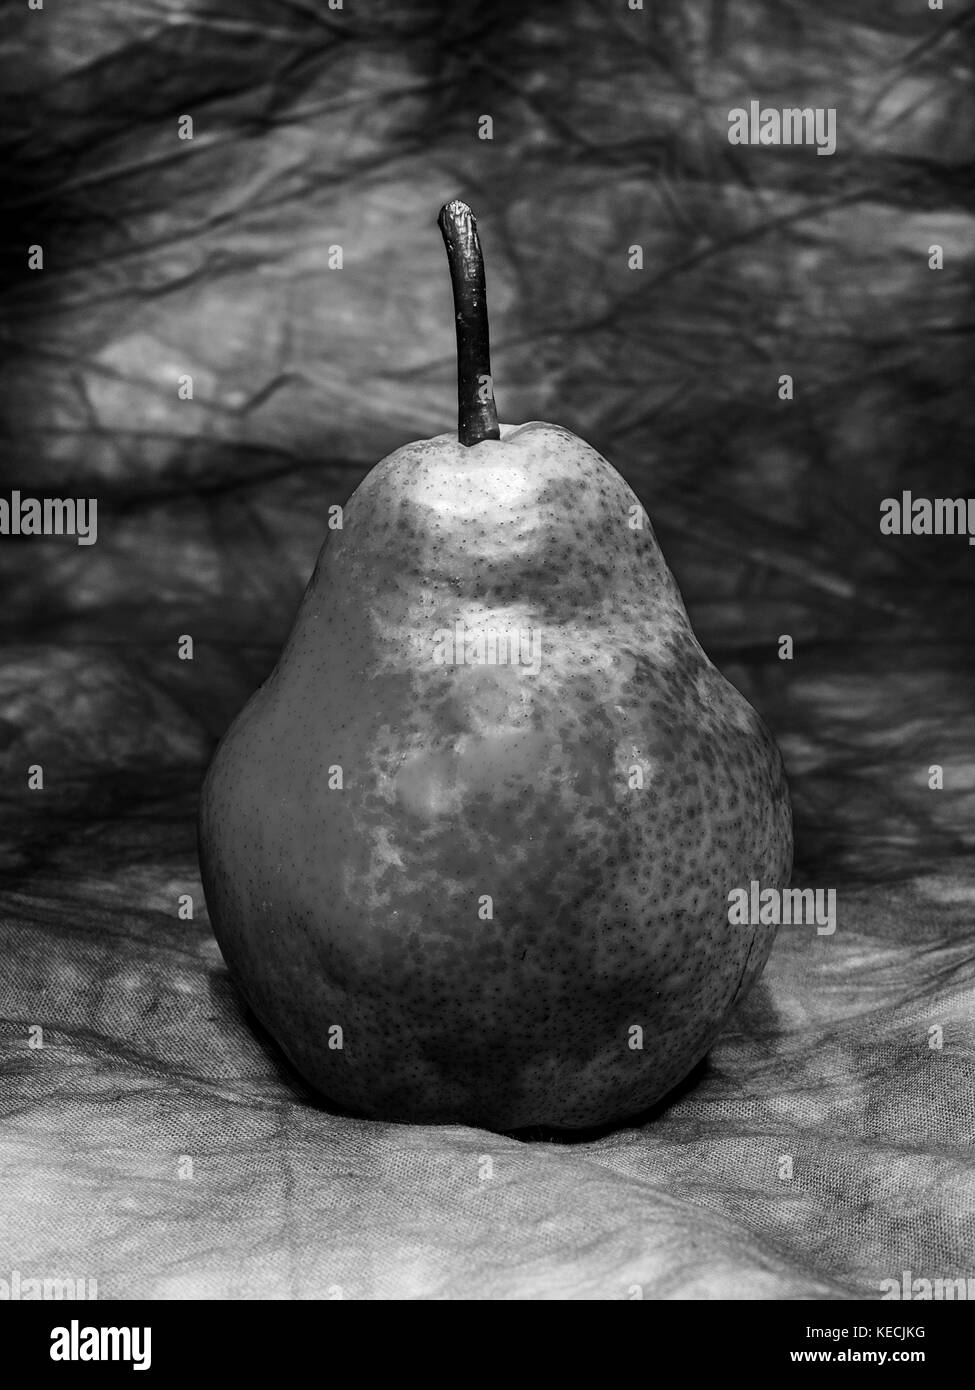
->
[3,656,973,1300]
[1,1,974,1299]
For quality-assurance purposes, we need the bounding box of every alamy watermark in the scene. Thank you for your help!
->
[432,620,542,674]
[50,1320,150,1371]
[880,493,975,545]
[0,491,97,545]
[0,1268,97,1299]
[728,102,836,156]
[728,881,836,935]
[881,1270,975,1300]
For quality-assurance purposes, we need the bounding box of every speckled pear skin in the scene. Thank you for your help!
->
[199,421,793,1132]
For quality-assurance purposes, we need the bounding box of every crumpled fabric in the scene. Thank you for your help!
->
[1,1,973,1299]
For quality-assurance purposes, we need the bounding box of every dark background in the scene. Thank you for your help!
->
[0,0,972,1300]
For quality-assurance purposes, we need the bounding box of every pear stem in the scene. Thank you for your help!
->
[438,200,501,447]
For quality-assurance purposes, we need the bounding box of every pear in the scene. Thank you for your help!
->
[199,201,792,1132]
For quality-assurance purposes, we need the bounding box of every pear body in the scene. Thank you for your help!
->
[199,423,792,1131]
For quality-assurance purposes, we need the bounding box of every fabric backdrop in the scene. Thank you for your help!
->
[1,0,973,1299]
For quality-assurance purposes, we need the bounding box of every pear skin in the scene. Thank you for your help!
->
[199,420,793,1130]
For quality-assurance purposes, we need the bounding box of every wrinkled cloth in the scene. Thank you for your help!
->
[1,1,973,1299]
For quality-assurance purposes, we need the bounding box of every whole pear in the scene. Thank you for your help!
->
[199,203,792,1131]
